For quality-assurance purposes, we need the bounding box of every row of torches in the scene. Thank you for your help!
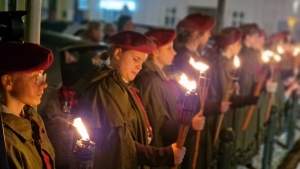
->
[72,45,300,169]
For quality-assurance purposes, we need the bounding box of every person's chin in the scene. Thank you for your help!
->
[166,62,172,66]
[129,76,136,81]
[30,99,41,106]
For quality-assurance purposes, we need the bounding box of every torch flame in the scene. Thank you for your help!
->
[262,50,273,63]
[189,58,209,72]
[233,55,240,68]
[273,54,281,62]
[277,46,284,54]
[179,74,196,91]
[73,118,90,141]
[293,47,300,57]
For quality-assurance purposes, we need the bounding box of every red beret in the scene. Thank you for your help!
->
[258,29,266,37]
[109,30,156,54]
[269,33,284,43]
[0,42,53,74]
[179,13,216,32]
[281,30,291,36]
[215,27,242,48]
[144,29,176,48]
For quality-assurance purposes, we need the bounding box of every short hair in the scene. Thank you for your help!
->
[87,21,101,33]
[240,23,259,39]
[117,15,132,32]
[104,23,116,33]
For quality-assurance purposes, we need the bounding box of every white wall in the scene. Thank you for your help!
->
[187,0,218,8]
[223,0,298,35]
[56,0,75,21]
[89,0,101,20]
[133,0,218,27]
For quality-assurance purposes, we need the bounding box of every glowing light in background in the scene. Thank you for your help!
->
[99,0,136,11]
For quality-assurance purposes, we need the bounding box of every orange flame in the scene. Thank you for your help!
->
[233,55,240,68]
[73,118,90,141]
[179,74,196,91]
[189,58,209,72]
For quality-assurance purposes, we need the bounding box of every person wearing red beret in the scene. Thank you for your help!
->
[235,24,271,165]
[171,13,232,169]
[134,29,206,169]
[173,13,216,81]
[208,27,262,168]
[0,41,55,169]
[73,31,186,169]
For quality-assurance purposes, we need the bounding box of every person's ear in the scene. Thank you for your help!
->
[113,48,123,61]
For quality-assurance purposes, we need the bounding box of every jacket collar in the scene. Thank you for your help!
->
[1,104,34,141]
[142,60,166,81]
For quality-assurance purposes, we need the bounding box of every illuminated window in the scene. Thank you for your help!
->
[99,0,136,11]
[79,0,88,10]
[232,11,245,27]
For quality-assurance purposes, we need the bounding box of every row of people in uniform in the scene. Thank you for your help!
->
[1,11,299,169]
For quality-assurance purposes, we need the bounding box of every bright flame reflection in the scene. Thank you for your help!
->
[233,55,240,68]
[293,47,300,57]
[73,118,90,140]
[179,74,196,91]
[277,46,284,54]
[262,50,273,63]
[189,58,209,72]
[273,54,281,62]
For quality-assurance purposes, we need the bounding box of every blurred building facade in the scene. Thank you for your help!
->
[1,0,300,39]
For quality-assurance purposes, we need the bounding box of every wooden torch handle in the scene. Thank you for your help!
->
[241,70,268,131]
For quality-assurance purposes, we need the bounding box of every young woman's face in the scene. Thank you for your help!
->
[196,30,211,46]
[115,49,148,81]
[229,39,242,56]
[7,70,48,106]
[156,42,177,66]
[253,36,265,50]
[246,33,259,47]
[90,27,103,42]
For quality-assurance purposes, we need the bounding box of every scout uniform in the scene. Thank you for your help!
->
[171,13,221,169]
[74,31,174,169]
[233,24,261,161]
[208,27,259,167]
[0,42,55,169]
[134,29,182,169]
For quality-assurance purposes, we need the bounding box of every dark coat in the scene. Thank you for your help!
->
[2,105,55,169]
[135,60,182,169]
[74,66,174,169]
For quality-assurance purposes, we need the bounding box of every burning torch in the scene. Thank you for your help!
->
[172,74,198,169]
[213,55,240,146]
[73,118,96,169]
[241,50,272,131]
[189,58,210,169]
[264,51,282,123]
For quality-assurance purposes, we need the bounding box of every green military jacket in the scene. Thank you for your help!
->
[209,52,235,129]
[74,66,170,169]
[2,104,55,169]
[235,45,260,156]
[135,60,180,147]
[134,61,180,169]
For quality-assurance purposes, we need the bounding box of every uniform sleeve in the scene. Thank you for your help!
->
[229,95,259,108]
[203,100,222,117]
[92,126,138,169]
[74,78,140,169]
[134,141,174,167]
[74,77,128,129]
[137,81,179,147]
[6,142,25,169]
[209,61,232,102]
